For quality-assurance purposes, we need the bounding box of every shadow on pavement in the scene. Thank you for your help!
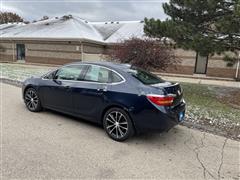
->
[43,108,186,145]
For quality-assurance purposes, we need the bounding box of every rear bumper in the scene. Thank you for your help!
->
[132,101,186,133]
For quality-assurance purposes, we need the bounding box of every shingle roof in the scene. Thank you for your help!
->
[91,21,144,43]
[0,16,104,42]
[0,15,145,43]
[0,23,26,35]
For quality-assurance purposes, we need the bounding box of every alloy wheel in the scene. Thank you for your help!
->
[25,89,39,111]
[105,111,129,139]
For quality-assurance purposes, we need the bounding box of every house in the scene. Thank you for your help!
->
[0,15,239,79]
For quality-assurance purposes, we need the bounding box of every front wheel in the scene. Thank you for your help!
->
[24,88,42,112]
[103,108,134,142]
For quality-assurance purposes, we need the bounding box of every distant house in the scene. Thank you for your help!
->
[0,15,239,79]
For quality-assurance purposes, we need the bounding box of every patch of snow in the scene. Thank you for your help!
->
[104,22,145,43]
[1,16,104,42]
[92,23,124,40]
[0,23,26,36]
[0,15,146,43]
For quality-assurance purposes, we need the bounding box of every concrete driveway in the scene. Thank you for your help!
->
[1,83,239,179]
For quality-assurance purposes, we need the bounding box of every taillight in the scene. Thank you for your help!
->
[147,94,174,106]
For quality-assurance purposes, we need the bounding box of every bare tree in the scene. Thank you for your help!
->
[106,38,179,71]
[0,11,23,24]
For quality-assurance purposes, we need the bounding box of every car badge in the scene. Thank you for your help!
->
[177,90,181,95]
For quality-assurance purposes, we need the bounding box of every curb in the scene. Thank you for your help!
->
[154,72,236,82]
[1,61,60,68]
[0,78,23,87]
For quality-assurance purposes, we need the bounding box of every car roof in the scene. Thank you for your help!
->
[67,61,132,72]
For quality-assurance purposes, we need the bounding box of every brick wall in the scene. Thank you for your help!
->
[0,39,238,79]
[0,41,16,62]
[171,50,237,78]
[207,68,236,78]
[26,56,80,65]
[26,42,85,62]
[0,54,14,62]
[159,65,194,75]
[0,40,105,64]
[206,55,237,78]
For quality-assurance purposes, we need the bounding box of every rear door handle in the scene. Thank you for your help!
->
[97,86,107,92]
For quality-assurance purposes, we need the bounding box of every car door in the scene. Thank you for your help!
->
[72,65,113,121]
[41,65,85,113]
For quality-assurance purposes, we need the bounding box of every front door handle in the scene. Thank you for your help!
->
[63,85,70,89]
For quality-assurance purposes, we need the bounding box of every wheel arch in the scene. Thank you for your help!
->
[23,85,42,103]
[23,85,35,96]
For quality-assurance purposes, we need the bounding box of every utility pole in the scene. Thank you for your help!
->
[79,40,84,61]
[236,51,240,80]
[81,42,84,61]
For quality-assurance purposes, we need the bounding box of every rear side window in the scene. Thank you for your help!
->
[84,66,111,83]
[128,67,165,85]
[84,65,123,83]
[55,65,85,81]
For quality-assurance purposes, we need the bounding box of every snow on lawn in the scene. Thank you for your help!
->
[182,83,240,139]
[0,63,54,81]
[182,83,240,123]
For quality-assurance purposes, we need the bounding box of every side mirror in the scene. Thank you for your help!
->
[53,76,62,85]
[51,70,57,79]
[53,79,62,85]
[51,70,62,85]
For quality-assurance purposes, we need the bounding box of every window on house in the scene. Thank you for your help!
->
[16,44,25,60]
[195,53,208,74]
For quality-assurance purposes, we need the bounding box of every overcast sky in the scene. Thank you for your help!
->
[1,0,169,22]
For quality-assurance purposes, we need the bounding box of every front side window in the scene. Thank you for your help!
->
[128,67,165,85]
[55,65,84,81]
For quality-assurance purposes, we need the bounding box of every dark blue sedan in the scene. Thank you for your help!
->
[22,62,186,141]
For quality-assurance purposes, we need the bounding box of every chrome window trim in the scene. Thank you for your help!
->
[42,63,126,85]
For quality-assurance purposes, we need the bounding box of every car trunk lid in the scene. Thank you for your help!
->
[151,82,183,106]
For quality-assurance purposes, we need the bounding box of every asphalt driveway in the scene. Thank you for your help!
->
[1,83,239,179]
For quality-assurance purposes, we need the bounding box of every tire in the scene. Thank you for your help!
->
[24,87,42,112]
[103,107,134,142]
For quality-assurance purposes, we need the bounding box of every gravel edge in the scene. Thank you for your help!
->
[181,121,239,141]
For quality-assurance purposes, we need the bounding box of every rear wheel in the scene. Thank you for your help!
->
[24,88,42,112]
[103,108,134,142]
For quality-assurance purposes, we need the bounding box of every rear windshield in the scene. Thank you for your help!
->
[128,67,165,85]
